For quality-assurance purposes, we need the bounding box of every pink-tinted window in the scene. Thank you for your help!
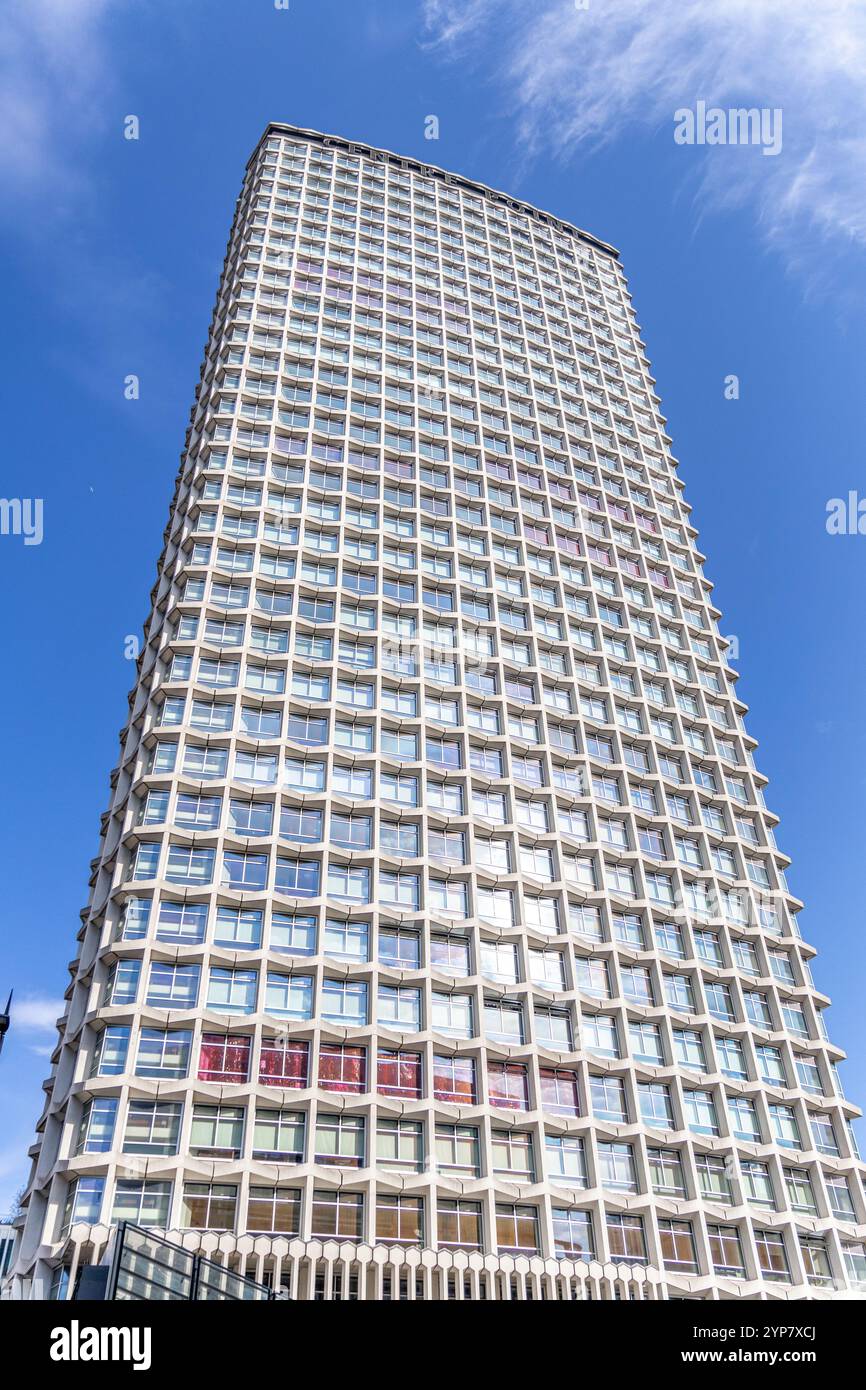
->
[258,1038,309,1088]
[377,1048,422,1099]
[198,1033,251,1084]
[557,535,581,557]
[319,1043,366,1094]
[488,1061,529,1111]
[433,1054,477,1104]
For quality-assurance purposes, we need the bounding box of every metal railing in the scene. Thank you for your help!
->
[106,1223,273,1301]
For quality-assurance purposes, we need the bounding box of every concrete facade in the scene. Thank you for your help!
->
[9,125,865,1300]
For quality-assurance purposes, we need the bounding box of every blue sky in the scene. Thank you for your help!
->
[1,0,865,1211]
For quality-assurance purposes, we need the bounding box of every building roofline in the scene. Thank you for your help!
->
[247,121,620,261]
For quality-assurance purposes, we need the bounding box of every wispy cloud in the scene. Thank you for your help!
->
[0,0,116,198]
[0,2,178,419]
[423,0,866,285]
[11,994,63,1033]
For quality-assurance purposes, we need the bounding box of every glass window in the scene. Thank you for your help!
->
[181,1183,237,1231]
[376,1194,424,1245]
[252,1110,305,1164]
[248,1187,301,1236]
[311,1190,364,1240]
[438,1200,482,1251]
[112,1180,171,1229]
[377,1118,424,1173]
[315,1113,365,1168]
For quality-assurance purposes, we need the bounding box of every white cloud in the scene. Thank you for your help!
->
[11,995,64,1033]
[423,0,866,281]
[0,0,115,194]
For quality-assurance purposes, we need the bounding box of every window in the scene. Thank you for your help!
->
[648,1148,686,1198]
[639,1082,673,1128]
[552,1208,593,1260]
[122,1100,181,1156]
[591,1075,626,1123]
[264,968,316,1020]
[707,1224,745,1278]
[435,1124,480,1177]
[484,999,524,1045]
[377,1048,422,1099]
[810,1113,840,1157]
[146,962,199,1009]
[378,984,422,1031]
[377,1118,424,1173]
[311,1190,364,1240]
[826,1173,856,1221]
[259,1037,309,1089]
[769,1104,802,1150]
[597,1141,637,1193]
[322,978,368,1026]
[190,1104,244,1158]
[253,1110,305,1164]
[728,1095,761,1143]
[378,929,420,969]
[111,1180,171,1229]
[433,1054,476,1104]
[319,1043,366,1094]
[76,1098,118,1154]
[431,935,471,977]
[492,1130,534,1182]
[695,1153,732,1203]
[380,870,420,909]
[207,967,258,1015]
[377,1195,424,1245]
[248,1187,301,1235]
[136,1028,191,1079]
[631,1021,664,1065]
[323,918,369,962]
[488,1061,529,1111]
[755,1229,791,1283]
[785,1167,817,1214]
[659,1219,699,1274]
[276,856,321,898]
[181,1183,237,1231]
[496,1204,539,1255]
[540,1067,580,1117]
[584,1014,619,1059]
[315,1113,365,1167]
[741,1160,775,1209]
[280,806,323,842]
[432,991,474,1037]
[214,906,263,949]
[606,1213,646,1263]
[271,911,317,955]
[438,1200,482,1251]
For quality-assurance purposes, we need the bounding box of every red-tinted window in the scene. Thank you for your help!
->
[319,1043,366,1094]
[488,1061,529,1110]
[539,1067,580,1117]
[258,1037,309,1088]
[198,1033,251,1084]
[377,1048,422,1099]
[433,1053,476,1104]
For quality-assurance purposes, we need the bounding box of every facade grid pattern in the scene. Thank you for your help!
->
[9,123,866,1301]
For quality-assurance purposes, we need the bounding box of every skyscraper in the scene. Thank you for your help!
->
[10,124,865,1301]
